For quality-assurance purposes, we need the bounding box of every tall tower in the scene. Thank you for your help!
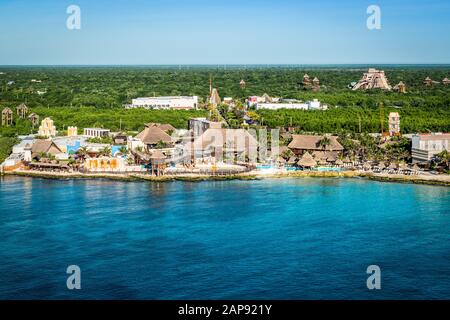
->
[1,108,13,126]
[209,76,212,97]
[388,112,400,136]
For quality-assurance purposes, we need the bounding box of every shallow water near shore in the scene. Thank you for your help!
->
[0,175,449,299]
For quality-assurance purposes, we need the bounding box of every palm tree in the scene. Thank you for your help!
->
[99,146,112,157]
[118,146,128,156]
[436,150,450,169]
[317,136,331,151]
[77,146,89,161]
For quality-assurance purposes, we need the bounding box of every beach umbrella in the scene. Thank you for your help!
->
[335,159,343,165]
[389,162,397,169]
[150,150,166,162]
[288,156,297,165]
[297,152,317,168]
[276,156,286,164]
[363,162,372,170]
[399,162,408,169]
[412,163,420,171]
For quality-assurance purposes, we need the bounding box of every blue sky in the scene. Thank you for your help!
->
[0,0,449,65]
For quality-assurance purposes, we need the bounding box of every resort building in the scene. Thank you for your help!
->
[255,99,325,110]
[1,107,13,126]
[288,134,344,161]
[38,117,57,137]
[183,128,258,164]
[188,118,223,137]
[411,133,450,163]
[442,78,450,86]
[113,133,128,145]
[255,102,308,110]
[83,128,110,138]
[145,123,176,133]
[248,93,273,107]
[84,157,126,172]
[133,123,173,151]
[129,96,198,110]
[240,79,246,89]
[30,140,64,160]
[12,137,35,154]
[388,112,400,136]
[352,68,392,91]
[67,126,78,137]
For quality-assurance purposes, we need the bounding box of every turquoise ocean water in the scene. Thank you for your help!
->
[0,176,449,299]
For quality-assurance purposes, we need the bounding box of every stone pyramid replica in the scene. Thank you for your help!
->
[352,68,392,91]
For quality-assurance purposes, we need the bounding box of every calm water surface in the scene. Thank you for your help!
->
[0,176,449,299]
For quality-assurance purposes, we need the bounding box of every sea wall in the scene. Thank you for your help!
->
[4,169,450,187]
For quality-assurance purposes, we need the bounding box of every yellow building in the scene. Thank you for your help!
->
[67,126,78,136]
[84,157,124,172]
[38,117,57,137]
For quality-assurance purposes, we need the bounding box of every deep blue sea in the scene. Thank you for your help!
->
[0,176,449,300]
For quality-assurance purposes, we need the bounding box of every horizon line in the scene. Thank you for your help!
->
[1,63,450,67]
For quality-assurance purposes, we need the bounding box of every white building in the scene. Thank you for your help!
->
[412,133,450,163]
[255,99,325,111]
[129,96,198,110]
[83,128,111,138]
[255,103,309,110]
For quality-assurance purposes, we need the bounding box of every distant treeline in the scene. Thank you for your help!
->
[0,66,449,136]
[1,66,450,108]
[257,106,450,134]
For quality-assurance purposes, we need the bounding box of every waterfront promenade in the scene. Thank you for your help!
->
[4,168,450,186]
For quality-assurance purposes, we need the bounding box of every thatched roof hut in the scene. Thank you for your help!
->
[335,159,344,165]
[343,156,352,164]
[136,124,172,146]
[150,150,166,161]
[326,153,337,162]
[388,162,397,169]
[288,134,344,152]
[297,152,316,168]
[363,162,372,170]
[276,156,286,164]
[146,123,176,133]
[288,156,298,165]
[31,140,63,159]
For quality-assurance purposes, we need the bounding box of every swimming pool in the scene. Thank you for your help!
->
[315,167,343,172]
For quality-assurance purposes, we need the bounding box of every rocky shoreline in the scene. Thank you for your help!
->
[2,169,450,187]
